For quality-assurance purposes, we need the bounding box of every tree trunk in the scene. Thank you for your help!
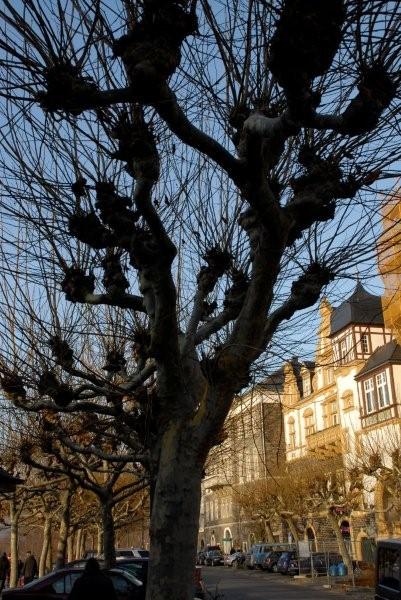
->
[67,530,74,563]
[46,539,53,573]
[9,495,19,589]
[96,524,103,556]
[101,500,116,569]
[285,516,300,542]
[146,431,203,600]
[264,520,275,543]
[80,530,86,559]
[327,511,353,572]
[56,488,72,569]
[39,517,52,577]
[75,529,82,560]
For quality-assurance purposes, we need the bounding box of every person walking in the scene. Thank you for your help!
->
[22,551,38,585]
[0,552,10,593]
[68,558,117,600]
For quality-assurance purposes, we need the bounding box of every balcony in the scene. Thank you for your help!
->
[203,473,230,490]
[306,424,345,457]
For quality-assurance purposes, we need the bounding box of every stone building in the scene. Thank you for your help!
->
[199,370,285,552]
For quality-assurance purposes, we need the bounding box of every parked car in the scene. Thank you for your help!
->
[286,554,327,576]
[245,544,275,569]
[224,552,245,568]
[204,550,224,566]
[3,567,144,600]
[375,539,401,600]
[263,551,284,572]
[115,547,149,559]
[65,557,204,599]
[277,550,297,575]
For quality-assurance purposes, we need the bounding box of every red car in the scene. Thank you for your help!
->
[3,567,144,600]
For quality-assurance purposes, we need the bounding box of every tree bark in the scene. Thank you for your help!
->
[56,488,73,569]
[39,516,52,577]
[146,428,203,600]
[9,495,19,589]
[101,500,116,569]
[327,511,353,572]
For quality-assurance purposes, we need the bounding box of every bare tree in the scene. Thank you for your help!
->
[1,2,401,598]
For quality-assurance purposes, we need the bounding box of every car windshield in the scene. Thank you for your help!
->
[110,568,143,587]
[138,550,149,557]
[116,550,133,557]
[118,563,148,581]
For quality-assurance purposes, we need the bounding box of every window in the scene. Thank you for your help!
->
[376,371,390,408]
[340,339,348,364]
[364,378,375,413]
[361,334,369,353]
[288,418,296,449]
[342,391,354,410]
[304,410,315,436]
[324,400,339,427]
[303,377,311,396]
[378,547,400,591]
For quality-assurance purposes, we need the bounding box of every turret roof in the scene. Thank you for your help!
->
[330,282,384,336]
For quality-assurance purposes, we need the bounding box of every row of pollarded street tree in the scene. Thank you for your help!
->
[1,1,401,598]
[0,410,149,587]
[235,437,401,573]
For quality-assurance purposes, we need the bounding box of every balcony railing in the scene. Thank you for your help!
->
[306,424,345,456]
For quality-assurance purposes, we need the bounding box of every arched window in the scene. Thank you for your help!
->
[323,399,339,427]
[223,528,232,554]
[306,527,317,552]
[288,417,296,449]
[303,409,315,436]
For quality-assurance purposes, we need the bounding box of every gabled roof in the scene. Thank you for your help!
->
[330,282,384,336]
[356,340,401,378]
[259,367,285,392]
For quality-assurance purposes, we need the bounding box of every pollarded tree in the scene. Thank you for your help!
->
[1,2,401,598]
[18,412,147,568]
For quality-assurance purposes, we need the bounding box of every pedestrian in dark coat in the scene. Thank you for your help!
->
[0,552,10,592]
[68,558,117,600]
[23,551,38,584]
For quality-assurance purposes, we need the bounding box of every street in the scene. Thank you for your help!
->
[202,566,353,600]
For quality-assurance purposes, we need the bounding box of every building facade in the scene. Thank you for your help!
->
[199,195,401,558]
[199,372,285,552]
